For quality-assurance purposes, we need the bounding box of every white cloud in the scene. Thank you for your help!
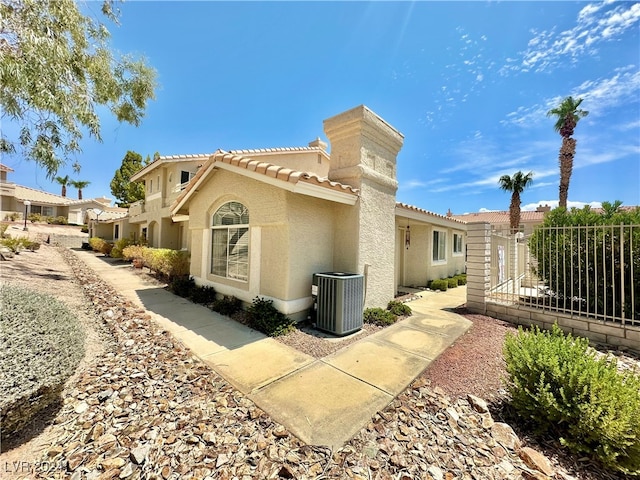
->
[521,200,602,211]
[502,66,640,127]
[502,2,640,74]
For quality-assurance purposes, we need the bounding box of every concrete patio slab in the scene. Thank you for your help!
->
[203,339,315,393]
[324,338,432,395]
[250,362,392,449]
[372,324,452,359]
[405,314,473,338]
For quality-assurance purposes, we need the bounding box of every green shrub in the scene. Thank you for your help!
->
[190,284,217,305]
[0,285,85,438]
[25,240,40,251]
[122,244,145,262]
[503,325,640,475]
[0,236,27,253]
[387,300,412,317]
[363,307,397,326]
[47,216,68,225]
[447,277,459,288]
[212,296,242,316]
[169,276,195,298]
[110,238,132,259]
[28,213,44,223]
[247,297,294,337]
[123,246,190,280]
[454,274,467,285]
[429,279,448,291]
[80,224,89,233]
[0,223,8,238]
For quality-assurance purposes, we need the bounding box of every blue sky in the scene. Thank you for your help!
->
[5,1,640,215]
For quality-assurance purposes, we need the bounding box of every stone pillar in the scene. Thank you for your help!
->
[466,222,492,314]
[323,105,404,309]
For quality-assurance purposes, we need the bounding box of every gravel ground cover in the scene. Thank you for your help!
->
[0,240,637,479]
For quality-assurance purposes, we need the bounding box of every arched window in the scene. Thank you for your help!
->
[211,202,249,281]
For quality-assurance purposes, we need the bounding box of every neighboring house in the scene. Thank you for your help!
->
[127,105,467,319]
[85,208,131,241]
[450,206,551,234]
[0,164,117,225]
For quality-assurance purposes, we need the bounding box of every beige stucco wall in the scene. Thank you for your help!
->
[395,220,467,287]
[185,168,341,318]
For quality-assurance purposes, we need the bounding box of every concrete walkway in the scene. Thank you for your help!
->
[75,250,472,449]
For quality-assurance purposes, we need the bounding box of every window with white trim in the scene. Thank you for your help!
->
[432,230,446,262]
[453,233,463,255]
[211,202,249,281]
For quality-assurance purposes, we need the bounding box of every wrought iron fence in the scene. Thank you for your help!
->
[489,224,640,326]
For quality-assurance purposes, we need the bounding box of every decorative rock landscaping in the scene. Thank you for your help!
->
[1,245,634,479]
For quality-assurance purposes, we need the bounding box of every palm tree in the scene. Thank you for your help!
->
[55,175,69,197]
[70,180,90,200]
[499,171,534,233]
[547,96,589,209]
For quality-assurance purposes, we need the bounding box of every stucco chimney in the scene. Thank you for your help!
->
[323,105,404,309]
[536,204,551,213]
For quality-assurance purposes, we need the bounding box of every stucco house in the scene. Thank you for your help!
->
[127,106,466,319]
[0,163,118,225]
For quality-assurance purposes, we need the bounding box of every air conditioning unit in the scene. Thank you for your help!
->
[312,272,364,336]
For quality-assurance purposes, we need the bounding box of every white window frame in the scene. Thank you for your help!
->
[210,202,249,282]
[432,229,447,264]
[453,233,463,256]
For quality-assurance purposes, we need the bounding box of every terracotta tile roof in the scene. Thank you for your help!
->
[214,151,358,194]
[130,153,211,181]
[171,150,358,214]
[229,145,327,155]
[451,210,545,224]
[14,185,72,205]
[396,202,467,225]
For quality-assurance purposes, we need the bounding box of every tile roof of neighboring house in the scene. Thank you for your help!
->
[171,150,358,215]
[130,153,211,181]
[14,185,73,205]
[86,208,129,221]
[1,163,14,172]
[396,202,467,225]
[13,185,114,207]
[132,144,331,182]
[451,210,546,224]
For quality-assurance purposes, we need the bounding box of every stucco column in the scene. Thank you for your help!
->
[324,106,404,309]
[466,222,492,314]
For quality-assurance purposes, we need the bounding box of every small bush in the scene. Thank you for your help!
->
[47,216,68,225]
[363,307,397,326]
[80,224,89,233]
[447,277,459,288]
[212,296,242,316]
[110,238,132,259]
[0,223,8,238]
[169,276,195,298]
[190,284,217,305]
[28,213,44,223]
[122,244,145,262]
[0,236,27,253]
[247,297,294,337]
[387,300,412,317]
[504,325,640,475]
[25,241,40,251]
[0,285,85,438]
[429,279,448,291]
[454,274,467,285]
